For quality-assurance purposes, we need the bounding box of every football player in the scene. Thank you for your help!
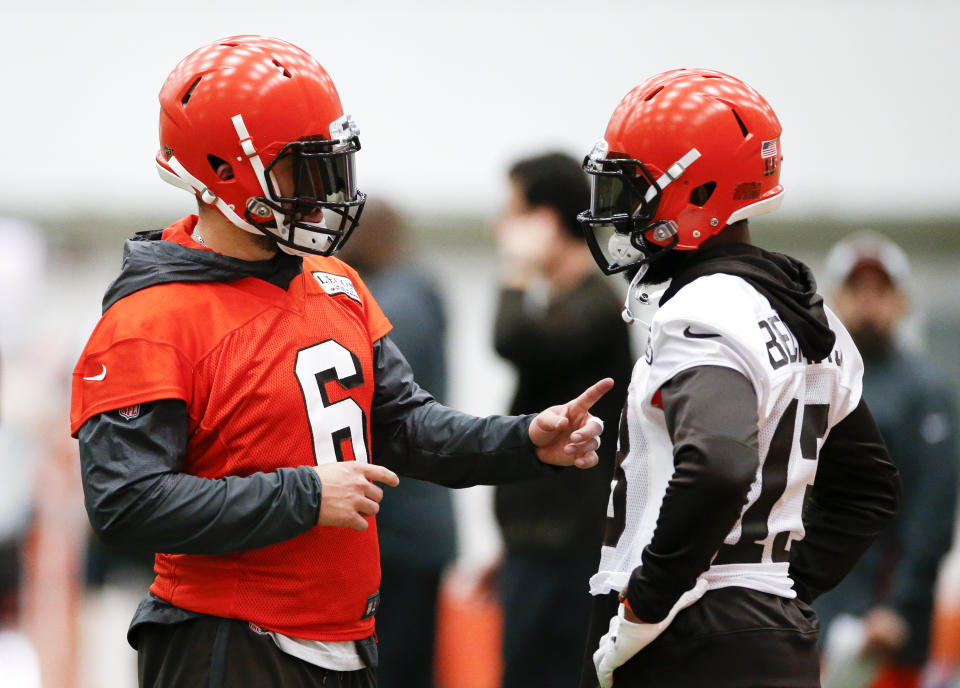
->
[576,69,901,688]
[70,36,611,688]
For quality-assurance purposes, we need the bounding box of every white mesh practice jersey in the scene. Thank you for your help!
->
[589,273,863,600]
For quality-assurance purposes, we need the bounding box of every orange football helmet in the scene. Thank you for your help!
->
[156,35,364,256]
[579,69,784,274]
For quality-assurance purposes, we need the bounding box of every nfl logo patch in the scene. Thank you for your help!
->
[118,405,141,420]
[361,591,381,619]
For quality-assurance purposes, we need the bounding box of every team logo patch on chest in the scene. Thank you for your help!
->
[312,271,361,302]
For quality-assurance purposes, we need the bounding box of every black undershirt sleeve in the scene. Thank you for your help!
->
[78,400,322,554]
[370,336,554,487]
[788,398,900,604]
[625,365,760,623]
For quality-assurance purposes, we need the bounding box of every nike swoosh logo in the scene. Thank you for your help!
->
[83,364,107,381]
[683,326,721,339]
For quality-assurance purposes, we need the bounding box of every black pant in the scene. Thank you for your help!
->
[137,616,377,688]
[500,551,598,688]
[375,560,442,688]
[578,588,821,688]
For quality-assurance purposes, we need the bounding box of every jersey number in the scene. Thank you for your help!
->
[602,399,829,563]
[294,340,369,465]
[713,399,828,565]
[603,405,630,547]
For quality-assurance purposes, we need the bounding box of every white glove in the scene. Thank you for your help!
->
[593,578,709,688]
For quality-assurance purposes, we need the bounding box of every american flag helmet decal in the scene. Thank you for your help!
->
[761,139,779,159]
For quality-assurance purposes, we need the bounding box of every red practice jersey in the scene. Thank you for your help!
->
[71,216,393,640]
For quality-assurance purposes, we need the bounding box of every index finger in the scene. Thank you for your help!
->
[358,462,400,487]
[571,378,615,413]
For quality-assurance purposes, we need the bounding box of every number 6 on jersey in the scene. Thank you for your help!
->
[295,340,369,465]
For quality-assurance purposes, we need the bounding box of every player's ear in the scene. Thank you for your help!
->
[215,162,235,181]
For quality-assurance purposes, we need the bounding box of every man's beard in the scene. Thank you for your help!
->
[848,323,894,362]
[623,249,689,287]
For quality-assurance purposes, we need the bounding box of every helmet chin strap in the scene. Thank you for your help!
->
[611,150,700,324]
[232,112,344,256]
[621,264,648,325]
[157,156,260,233]
[618,222,678,325]
[621,263,667,328]
[233,113,295,245]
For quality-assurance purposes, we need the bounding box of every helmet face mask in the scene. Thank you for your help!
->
[249,132,365,256]
[584,155,657,231]
[578,145,678,275]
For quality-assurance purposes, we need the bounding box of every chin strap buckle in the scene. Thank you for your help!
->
[621,264,649,325]
[621,264,667,328]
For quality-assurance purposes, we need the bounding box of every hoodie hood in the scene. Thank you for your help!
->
[660,243,836,361]
[102,219,302,313]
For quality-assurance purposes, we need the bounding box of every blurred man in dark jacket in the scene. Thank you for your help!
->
[490,152,634,688]
[816,231,958,688]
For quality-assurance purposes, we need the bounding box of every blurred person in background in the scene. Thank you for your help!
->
[0,371,38,688]
[0,368,42,688]
[80,524,154,687]
[70,35,611,688]
[489,152,633,688]
[0,218,46,626]
[816,232,958,688]
[337,200,455,688]
[0,217,46,688]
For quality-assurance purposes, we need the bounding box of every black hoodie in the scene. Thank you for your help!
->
[661,242,836,362]
[101,229,304,313]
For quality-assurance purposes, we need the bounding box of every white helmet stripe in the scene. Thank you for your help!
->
[231,113,288,235]
[231,114,271,197]
[643,148,702,204]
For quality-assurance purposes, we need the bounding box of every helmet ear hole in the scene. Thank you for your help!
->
[690,182,716,207]
[207,155,235,180]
